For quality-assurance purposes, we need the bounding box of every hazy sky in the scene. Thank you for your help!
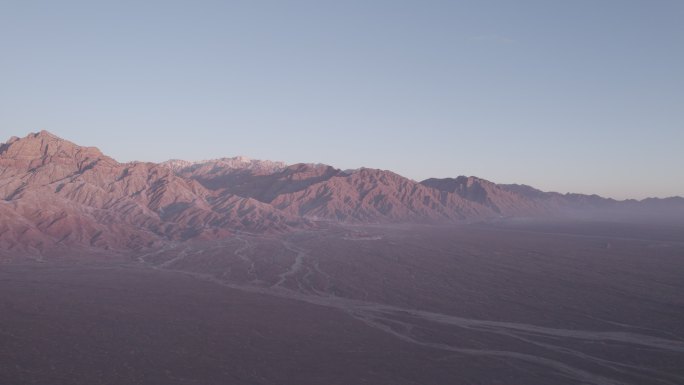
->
[1,1,682,199]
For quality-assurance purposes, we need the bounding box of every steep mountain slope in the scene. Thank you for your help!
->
[170,161,343,202]
[177,164,502,222]
[0,131,301,257]
[421,176,554,216]
[267,168,492,222]
[1,130,682,258]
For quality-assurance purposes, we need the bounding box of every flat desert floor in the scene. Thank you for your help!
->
[1,220,683,384]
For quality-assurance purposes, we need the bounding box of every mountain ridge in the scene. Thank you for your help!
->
[1,131,682,258]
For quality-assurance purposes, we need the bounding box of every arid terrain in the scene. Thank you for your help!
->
[4,0,683,381]
[1,131,684,384]
[2,131,683,259]
[1,220,683,385]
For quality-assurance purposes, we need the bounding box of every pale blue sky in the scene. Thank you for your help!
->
[1,0,682,199]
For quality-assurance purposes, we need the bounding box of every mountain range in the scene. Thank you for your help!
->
[1,130,682,257]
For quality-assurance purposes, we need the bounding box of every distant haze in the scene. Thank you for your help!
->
[1,1,682,200]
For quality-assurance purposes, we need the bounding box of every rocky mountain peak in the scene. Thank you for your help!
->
[1,130,682,258]
[1,131,114,172]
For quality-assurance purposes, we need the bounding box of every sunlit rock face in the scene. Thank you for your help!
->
[1,130,682,258]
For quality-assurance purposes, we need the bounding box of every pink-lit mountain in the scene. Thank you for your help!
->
[1,131,682,257]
